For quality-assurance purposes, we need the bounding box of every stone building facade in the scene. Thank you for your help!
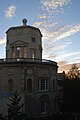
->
[0,19,58,118]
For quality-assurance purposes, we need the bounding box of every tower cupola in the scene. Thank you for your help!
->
[6,19,42,60]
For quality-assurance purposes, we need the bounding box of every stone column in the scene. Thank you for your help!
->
[22,46,24,58]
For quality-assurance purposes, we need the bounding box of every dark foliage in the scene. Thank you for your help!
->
[0,114,7,120]
[7,91,25,120]
[63,78,80,113]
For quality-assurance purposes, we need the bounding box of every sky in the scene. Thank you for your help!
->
[0,0,80,72]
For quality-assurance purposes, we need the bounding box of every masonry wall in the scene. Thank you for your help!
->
[6,27,42,59]
[0,61,58,117]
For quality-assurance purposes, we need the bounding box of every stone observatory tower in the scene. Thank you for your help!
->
[0,19,58,118]
[6,18,42,60]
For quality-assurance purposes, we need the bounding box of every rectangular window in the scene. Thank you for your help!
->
[32,52,35,59]
[32,51,36,59]
[38,78,48,91]
[41,79,45,90]
[27,79,32,92]
[41,101,47,114]
[8,79,13,92]
[32,37,36,43]
[16,47,22,58]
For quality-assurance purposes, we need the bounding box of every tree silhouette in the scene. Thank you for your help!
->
[66,64,79,80]
[7,91,25,120]
[63,79,80,113]
[0,114,6,120]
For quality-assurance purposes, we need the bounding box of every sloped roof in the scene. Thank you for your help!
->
[6,25,43,37]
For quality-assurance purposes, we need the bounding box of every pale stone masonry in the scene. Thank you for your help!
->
[0,19,58,118]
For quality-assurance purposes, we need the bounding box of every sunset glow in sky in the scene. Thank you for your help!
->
[0,0,80,72]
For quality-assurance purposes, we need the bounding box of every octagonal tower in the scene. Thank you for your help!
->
[6,19,42,60]
[0,19,58,118]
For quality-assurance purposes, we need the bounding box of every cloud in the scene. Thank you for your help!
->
[34,21,57,29]
[35,0,79,45]
[41,22,80,61]
[43,51,80,69]
[5,5,16,19]
[58,60,71,72]
[41,0,70,9]
[47,54,57,59]
[47,41,72,51]
[34,0,80,72]
[41,0,71,15]
[73,57,80,60]
[43,41,71,60]
[0,37,6,44]
[57,51,80,59]
[57,51,80,72]
[38,15,46,19]
[34,0,71,31]
[58,60,80,73]
[53,24,80,42]
[39,23,80,44]
[34,0,74,44]
[67,60,80,65]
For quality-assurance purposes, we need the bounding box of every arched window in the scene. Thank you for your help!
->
[39,95,49,115]
[27,79,32,92]
[8,79,13,92]
[41,100,47,114]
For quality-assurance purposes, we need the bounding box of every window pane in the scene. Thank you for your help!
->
[38,78,48,91]
[41,101,47,114]
[27,79,32,92]
[32,51,36,59]
[32,52,35,59]
[41,79,45,90]
[32,37,36,42]
[24,47,26,58]
[16,47,22,58]
[8,79,13,92]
